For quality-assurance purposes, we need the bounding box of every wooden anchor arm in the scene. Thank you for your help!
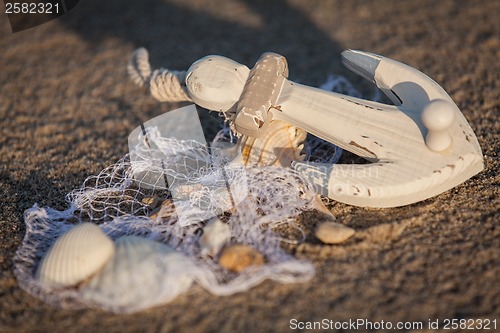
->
[342,50,482,155]
[292,149,482,207]
[343,50,454,107]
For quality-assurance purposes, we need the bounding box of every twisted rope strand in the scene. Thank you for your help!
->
[128,48,192,102]
[127,47,151,87]
[149,68,191,102]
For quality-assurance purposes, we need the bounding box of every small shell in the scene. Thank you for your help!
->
[199,217,231,257]
[80,236,195,311]
[36,223,115,287]
[141,195,161,207]
[219,244,265,273]
[236,120,306,167]
[149,199,175,219]
[315,221,355,244]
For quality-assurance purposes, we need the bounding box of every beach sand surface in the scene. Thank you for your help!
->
[0,1,498,332]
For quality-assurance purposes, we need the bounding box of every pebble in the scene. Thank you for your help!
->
[219,244,265,273]
[315,221,355,244]
[364,222,407,243]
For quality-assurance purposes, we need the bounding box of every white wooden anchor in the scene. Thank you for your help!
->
[183,50,483,207]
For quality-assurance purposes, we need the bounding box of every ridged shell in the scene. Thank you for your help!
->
[80,236,195,311]
[36,223,115,287]
[236,120,306,167]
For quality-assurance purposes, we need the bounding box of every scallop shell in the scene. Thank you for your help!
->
[236,120,306,167]
[36,223,115,287]
[80,236,195,312]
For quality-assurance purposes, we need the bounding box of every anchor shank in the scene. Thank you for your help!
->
[273,81,412,161]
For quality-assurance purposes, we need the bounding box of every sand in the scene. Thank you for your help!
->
[0,0,498,332]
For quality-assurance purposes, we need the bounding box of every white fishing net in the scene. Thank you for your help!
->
[14,74,373,313]
[14,143,317,313]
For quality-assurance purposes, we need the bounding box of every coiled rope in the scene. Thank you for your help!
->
[127,48,192,102]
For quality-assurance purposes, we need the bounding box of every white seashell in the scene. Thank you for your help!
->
[236,120,306,167]
[36,223,115,287]
[80,236,195,312]
[315,221,355,244]
[199,217,231,257]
